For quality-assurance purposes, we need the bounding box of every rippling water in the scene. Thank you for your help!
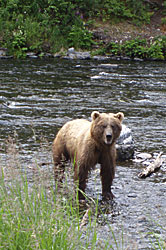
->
[0,58,166,249]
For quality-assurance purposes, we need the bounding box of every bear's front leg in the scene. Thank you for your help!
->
[100,161,115,200]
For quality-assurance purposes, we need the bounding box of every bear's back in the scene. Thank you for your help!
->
[57,119,91,157]
[63,118,90,140]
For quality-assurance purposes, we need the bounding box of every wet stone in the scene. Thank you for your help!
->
[65,48,91,60]
[26,52,38,58]
[127,193,137,198]
[136,152,152,160]
[137,215,147,223]
[116,124,135,161]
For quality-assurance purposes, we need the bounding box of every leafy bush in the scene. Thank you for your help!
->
[106,42,122,56]
[95,36,166,60]
[147,37,166,60]
[68,25,94,49]
[121,38,147,58]
[162,17,166,25]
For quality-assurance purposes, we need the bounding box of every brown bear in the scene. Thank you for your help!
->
[52,111,124,200]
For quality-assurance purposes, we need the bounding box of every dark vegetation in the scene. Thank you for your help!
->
[0,0,166,59]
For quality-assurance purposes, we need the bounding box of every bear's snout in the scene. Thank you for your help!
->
[105,133,113,144]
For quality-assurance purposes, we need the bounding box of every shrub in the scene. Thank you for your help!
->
[121,38,147,58]
[147,37,166,60]
[106,42,122,56]
[68,24,94,49]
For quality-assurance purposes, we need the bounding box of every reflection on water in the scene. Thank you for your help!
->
[0,58,166,249]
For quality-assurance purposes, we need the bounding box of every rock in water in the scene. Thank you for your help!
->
[66,48,91,60]
[116,124,134,161]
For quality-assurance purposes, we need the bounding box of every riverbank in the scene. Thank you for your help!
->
[1,32,166,61]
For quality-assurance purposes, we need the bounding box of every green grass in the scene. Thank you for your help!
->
[0,169,86,250]
[0,159,113,250]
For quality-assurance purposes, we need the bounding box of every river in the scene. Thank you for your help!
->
[0,58,166,249]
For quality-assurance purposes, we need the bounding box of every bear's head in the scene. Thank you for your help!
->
[90,111,124,146]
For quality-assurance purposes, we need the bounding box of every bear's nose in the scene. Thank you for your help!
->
[106,134,112,141]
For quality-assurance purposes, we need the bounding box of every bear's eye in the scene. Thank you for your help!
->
[111,124,115,129]
[102,124,107,129]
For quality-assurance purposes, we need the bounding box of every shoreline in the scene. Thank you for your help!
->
[1,50,166,61]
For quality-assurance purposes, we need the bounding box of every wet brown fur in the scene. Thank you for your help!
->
[52,111,124,200]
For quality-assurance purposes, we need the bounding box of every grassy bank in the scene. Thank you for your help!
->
[0,0,166,59]
[0,168,122,250]
[0,173,83,250]
[0,136,121,250]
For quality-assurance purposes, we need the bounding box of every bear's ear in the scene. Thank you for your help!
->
[114,112,124,122]
[91,111,100,120]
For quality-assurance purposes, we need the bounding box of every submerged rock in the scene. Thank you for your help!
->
[116,124,134,161]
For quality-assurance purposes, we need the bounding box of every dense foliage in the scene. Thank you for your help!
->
[0,0,166,59]
[94,36,166,60]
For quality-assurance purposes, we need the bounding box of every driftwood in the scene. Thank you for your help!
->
[138,152,163,178]
[80,208,90,229]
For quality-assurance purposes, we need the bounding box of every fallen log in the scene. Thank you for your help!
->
[138,152,163,178]
[80,208,90,229]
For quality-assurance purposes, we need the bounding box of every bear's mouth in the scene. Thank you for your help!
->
[105,134,113,144]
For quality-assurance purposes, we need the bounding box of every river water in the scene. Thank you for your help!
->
[0,58,166,249]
